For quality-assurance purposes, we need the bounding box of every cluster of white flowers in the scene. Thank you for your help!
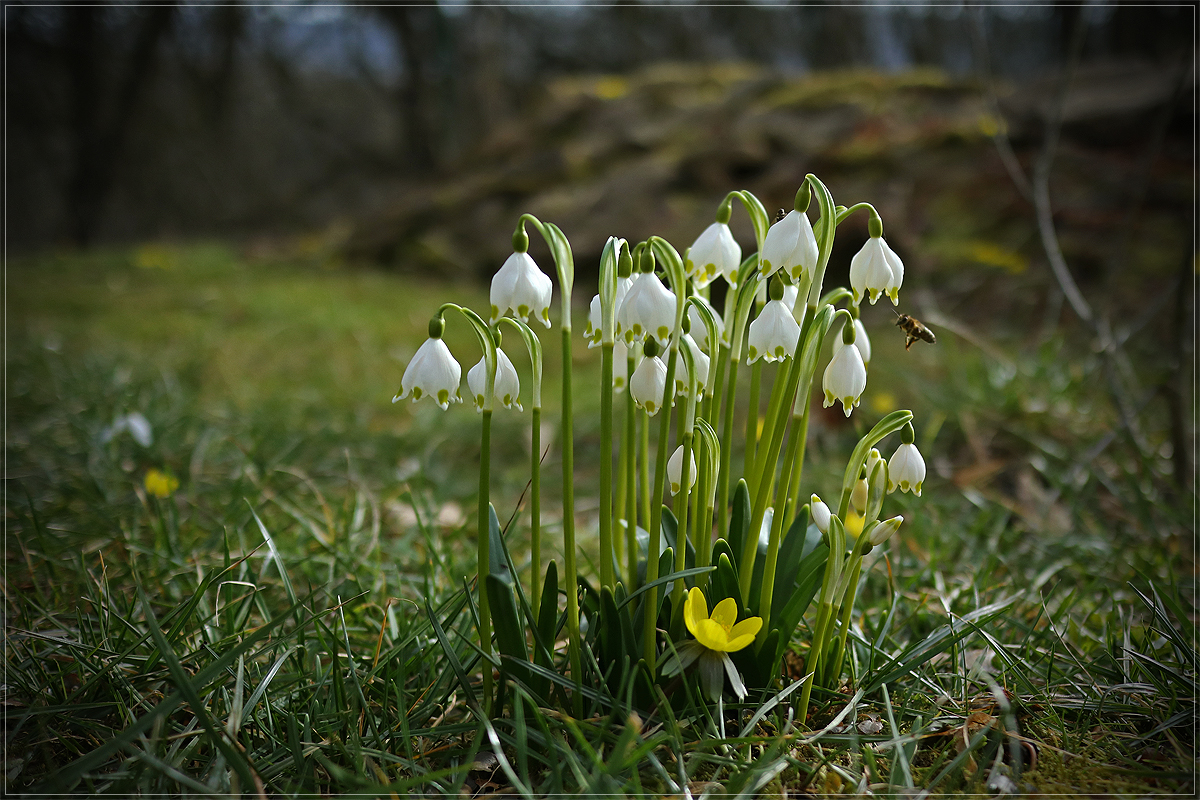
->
[397,197,924,503]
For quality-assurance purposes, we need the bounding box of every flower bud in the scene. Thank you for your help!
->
[667,445,697,496]
[869,515,903,546]
[810,495,831,534]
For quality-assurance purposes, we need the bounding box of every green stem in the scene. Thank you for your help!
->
[784,393,812,527]
[478,410,493,715]
[739,353,801,598]
[671,429,694,618]
[642,344,678,668]
[743,360,762,477]
[795,600,835,727]
[599,342,615,589]
[530,406,542,612]
[561,325,582,717]
[746,360,791,497]
[639,408,651,539]
[739,304,818,598]
[716,353,740,541]
[757,408,804,640]
[825,561,862,688]
[625,360,638,586]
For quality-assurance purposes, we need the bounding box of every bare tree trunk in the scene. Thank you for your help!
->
[65,5,175,246]
[377,4,440,174]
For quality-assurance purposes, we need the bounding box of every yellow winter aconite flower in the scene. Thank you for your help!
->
[144,468,179,498]
[663,588,763,700]
[683,587,761,653]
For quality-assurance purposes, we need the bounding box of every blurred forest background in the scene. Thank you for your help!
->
[7,2,1195,516]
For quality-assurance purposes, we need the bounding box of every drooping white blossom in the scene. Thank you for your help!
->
[686,222,742,288]
[760,210,818,283]
[853,318,871,367]
[888,443,926,496]
[467,348,522,411]
[491,252,553,327]
[396,338,462,411]
[746,299,801,364]
[822,340,867,417]
[585,276,633,347]
[674,334,710,396]
[849,237,904,306]
[617,272,677,347]
[629,353,669,415]
[612,340,636,392]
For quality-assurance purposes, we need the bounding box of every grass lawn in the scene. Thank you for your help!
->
[7,241,1193,796]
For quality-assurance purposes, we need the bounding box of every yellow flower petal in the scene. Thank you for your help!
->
[845,511,865,540]
[710,597,739,629]
[684,587,707,639]
[695,618,729,651]
[729,616,762,642]
[725,632,757,652]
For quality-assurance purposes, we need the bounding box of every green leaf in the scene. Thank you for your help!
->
[862,596,1020,694]
[488,504,512,587]
[486,575,528,664]
[772,511,817,615]
[615,565,713,613]
[533,560,559,700]
[726,479,751,574]
[712,552,745,616]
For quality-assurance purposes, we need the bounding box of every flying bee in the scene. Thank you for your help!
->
[892,309,936,350]
[774,208,788,222]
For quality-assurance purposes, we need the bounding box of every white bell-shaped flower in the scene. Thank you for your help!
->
[491,252,553,327]
[467,348,521,411]
[686,222,742,288]
[760,210,819,283]
[759,211,798,278]
[667,445,698,496]
[617,271,677,346]
[849,237,904,306]
[674,334,710,396]
[746,299,801,364]
[585,276,633,347]
[629,353,669,415]
[612,340,636,392]
[396,337,462,411]
[869,515,903,547]
[810,494,831,534]
[888,443,926,496]
[853,318,871,367]
[687,301,725,352]
[822,340,867,417]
